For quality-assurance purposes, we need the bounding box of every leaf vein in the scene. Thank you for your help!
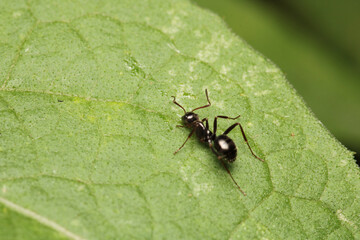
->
[0,197,86,240]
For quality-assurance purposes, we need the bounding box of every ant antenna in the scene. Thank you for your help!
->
[192,89,211,112]
[171,96,186,114]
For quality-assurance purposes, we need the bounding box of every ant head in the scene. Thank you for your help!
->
[182,112,199,126]
[172,90,210,127]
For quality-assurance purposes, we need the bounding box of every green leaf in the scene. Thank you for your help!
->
[0,0,359,239]
[193,0,360,151]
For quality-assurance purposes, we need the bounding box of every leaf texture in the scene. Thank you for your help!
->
[0,0,359,239]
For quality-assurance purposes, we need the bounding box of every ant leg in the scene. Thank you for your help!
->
[213,115,241,135]
[201,117,209,129]
[219,159,247,196]
[174,128,195,155]
[224,123,264,162]
[192,89,211,112]
[176,125,185,128]
[209,144,246,196]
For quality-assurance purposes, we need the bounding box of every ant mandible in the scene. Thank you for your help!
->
[171,89,264,196]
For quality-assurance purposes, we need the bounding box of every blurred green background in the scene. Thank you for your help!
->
[192,0,360,164]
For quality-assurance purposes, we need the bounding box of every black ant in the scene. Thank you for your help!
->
[171,89,264,196]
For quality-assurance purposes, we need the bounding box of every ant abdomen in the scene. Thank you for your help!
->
[214,135,237,162]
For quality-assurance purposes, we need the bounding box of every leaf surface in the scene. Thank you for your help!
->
[0,0,359,239]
